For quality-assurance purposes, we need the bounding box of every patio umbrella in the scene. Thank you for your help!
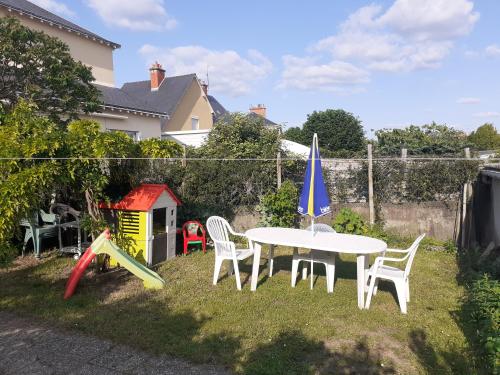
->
[297,133,331,289]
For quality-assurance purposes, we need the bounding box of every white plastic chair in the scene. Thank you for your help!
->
[206,216,254,290]
[291,224,336,293]
[365,234,426,314]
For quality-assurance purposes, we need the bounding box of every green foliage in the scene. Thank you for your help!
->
[345,159,480,208]
[258,180,299,227]
[203,112,280,158]
[468,123,500,151]
[165,113,285,222]
[465,275,500,373]
[0,17,100,124]
[333,208,368,235]
[301,109,365,153]
[138,138,183,158]
[376,123,470,156]
[0,242,18,267]
[283,126,307,146]
[0,101,62,254]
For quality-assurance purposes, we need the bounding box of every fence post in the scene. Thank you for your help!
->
[401,148,408,197]
[368,143,375,225]
[461,147,471,248]
[277,151,282,189]
[182,145,187,167]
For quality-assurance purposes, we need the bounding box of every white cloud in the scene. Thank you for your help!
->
[30,0,75,17]
[86,0,177,31]
[139,45,273,96]
[485,44,500,57]
[457,97,480,104]
[279,56,369,92]
[474,112,500,118]
[379,0,479,40]
[313,0,478,73]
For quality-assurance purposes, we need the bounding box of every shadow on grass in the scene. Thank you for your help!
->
[0,255,405,374]
[408,329,471,375]
[243,332,396,375]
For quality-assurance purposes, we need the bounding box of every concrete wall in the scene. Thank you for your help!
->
[230,202,458,241]
[165,79,213,132]
[81,110,162,139]
[1,8,115,86]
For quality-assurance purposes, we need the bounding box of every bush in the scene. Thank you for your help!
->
[333,208,368,235]
[0,241,18,267]
[258,180,299,227]
[465,274,500,373]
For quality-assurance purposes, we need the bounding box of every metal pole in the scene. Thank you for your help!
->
[277,151,282,188]
[461,147,471,248]
[368,144,375,225]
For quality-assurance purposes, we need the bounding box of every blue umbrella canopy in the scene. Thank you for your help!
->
[298,133,331,219]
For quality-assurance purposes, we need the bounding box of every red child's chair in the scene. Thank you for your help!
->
[182,220,207,255]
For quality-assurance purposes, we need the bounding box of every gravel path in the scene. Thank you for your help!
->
[0,311,231,375]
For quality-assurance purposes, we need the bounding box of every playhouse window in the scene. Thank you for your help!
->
[152,208,166,235]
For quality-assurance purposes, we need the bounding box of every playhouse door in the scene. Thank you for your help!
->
[152,233,168,265]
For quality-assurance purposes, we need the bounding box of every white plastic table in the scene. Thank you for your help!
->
[245,227,387,309]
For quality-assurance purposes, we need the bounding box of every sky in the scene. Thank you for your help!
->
[30,0,500,135]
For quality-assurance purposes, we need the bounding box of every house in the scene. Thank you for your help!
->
[0,0,217,145]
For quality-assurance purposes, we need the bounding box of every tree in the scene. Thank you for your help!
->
[376,123,469,156]
[283,126,307,145]
[0,17,100,124]
[301,109,365,154]
[0,101,63,257]
[468,123,500,151]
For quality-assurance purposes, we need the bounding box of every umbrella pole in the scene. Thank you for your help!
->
[310,217,314,290]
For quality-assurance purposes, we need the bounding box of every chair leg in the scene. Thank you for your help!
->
[202,239,206,254]
[326,264,332,293]
[267,245,274,277]
[328,255,336,293]
[291,258,299,287]
[406,280,410,302]
[183,240,188,255]
[395,280,407,314]
[302,264,308,280]
[365,275,377,309]
[373,279,379,295]
[213,257,223,285]
[232,258,242,290]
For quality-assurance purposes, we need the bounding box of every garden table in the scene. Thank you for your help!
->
[245,227,387,309]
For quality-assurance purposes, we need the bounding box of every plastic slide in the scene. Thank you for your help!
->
[64,229,165,299]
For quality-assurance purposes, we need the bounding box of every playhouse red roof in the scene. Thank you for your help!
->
[99,184,181,211]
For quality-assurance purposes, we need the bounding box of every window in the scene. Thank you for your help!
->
[191,117,199,130]
[109,129,141,142]
[152,208,166,236]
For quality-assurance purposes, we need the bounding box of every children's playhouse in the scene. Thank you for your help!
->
[100,184,181,266]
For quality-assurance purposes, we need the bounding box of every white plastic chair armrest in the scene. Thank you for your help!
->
[214,239,236,254]
[375,255,407,264]
[385,248,410,253]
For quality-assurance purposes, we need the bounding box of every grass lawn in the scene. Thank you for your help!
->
[0,242,474,374]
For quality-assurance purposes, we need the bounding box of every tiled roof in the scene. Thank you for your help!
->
[207,95,228,122]
[0,0,120,48]
[95,84,167,116]
[122,74,196,116]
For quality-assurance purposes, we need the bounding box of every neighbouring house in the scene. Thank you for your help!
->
[0,0,218,146]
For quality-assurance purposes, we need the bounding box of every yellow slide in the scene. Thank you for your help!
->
[64,230,164,299]
[102,240,166,289]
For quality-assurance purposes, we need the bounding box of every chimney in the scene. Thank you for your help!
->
[149,62,165,91]
[250,104,267,118]
[200,80,208,96]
